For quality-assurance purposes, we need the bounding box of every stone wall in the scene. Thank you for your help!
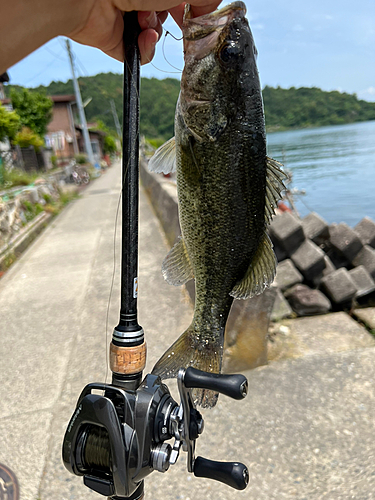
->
[0,180,59,249]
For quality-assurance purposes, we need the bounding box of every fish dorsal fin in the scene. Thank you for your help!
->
[148,137,176,174]
[230,233,277,299]
[162,236,194,285]
[265,157,287,224]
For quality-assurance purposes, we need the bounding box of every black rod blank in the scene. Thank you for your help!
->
[117,12,142,338]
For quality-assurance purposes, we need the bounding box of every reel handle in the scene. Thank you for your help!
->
[184,367,248,400]
[193,456,249,490]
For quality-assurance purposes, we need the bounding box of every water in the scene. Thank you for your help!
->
[266,120,375,227]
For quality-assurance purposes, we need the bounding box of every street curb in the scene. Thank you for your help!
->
[0,211,52,272]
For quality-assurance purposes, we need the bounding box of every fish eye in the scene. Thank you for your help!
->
[219,42,241,65]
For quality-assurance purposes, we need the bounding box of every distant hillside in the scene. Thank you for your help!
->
[263,85,375,130]
[6,73,375,139]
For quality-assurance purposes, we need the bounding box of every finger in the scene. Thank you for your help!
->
[168,4,186,28]
[190,2,222,17]
[119,1,220,11]
[138,28,159,65]
[138,11,165,40]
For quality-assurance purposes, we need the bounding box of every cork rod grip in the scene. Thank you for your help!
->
[110,342,147,375]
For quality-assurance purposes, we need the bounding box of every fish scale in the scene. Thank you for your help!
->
[149,2,286,407]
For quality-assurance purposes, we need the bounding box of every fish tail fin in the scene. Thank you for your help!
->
[152,325,222,408]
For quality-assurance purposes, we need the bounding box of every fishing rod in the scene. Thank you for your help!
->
[62,12,249,499]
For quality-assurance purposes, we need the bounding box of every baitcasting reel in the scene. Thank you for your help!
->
[62,367,249,499]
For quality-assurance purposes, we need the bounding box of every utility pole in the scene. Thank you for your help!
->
[65,39,96,167]
[110,99,122,139]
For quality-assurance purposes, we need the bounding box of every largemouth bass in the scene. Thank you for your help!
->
[149,2,285,407]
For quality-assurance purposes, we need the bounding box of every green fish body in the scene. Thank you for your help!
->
[149,2,285,407]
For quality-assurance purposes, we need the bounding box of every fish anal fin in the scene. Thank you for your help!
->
[152,325,223,408]
[265,157,287,224]
[162,236,194,286]
[148,137,176,174]
[230,233,277,299]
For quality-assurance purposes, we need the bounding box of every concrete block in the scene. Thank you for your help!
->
[271,288,293,321]
[284,284,331,316]
[326,248,350,270]
[329,222,363,262]
[310,255,337,288]
[353,308,375,329]
[322,255,336,276]
[348,265,375,296]
[273,240,288,262]
[320,268,357,304]
[352,245,375,279]
[274,259,303,291]
[302,212,329,245]
[354,217,375,249]
[291,239,326,281]
[269,212,305,255]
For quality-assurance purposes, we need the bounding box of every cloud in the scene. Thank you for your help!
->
[357,87,375,102]
[292,24,304,32]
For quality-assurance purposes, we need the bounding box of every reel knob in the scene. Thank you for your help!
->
[194,456,249,490]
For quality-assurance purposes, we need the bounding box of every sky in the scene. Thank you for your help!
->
[6,0,375,101]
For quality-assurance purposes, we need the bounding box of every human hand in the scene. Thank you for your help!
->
[66,1,222,65]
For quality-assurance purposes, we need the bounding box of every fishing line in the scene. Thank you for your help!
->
[104,186,122,388]
[296,193,315,213]
[161,32,183,72]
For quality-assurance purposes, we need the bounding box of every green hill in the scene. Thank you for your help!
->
[6,73,375,140]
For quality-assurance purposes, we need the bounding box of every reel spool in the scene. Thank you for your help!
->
[62,368,249,499]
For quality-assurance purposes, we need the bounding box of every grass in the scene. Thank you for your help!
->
[0,168,39,189]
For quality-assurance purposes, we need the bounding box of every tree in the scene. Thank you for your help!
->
[10,88,53,136]
[0,104,21,141]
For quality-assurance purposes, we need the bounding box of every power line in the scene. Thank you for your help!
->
[27,57,59,84]
[43,44,66,62]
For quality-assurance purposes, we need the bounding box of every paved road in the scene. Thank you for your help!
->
[1,160,375,500]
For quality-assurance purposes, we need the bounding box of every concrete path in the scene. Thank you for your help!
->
[1,160,375,500]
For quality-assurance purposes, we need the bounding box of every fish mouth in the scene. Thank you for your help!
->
[183,1,247,41]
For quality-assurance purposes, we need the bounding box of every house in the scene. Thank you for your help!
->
[44,94,79,157]
[1,92,105,162]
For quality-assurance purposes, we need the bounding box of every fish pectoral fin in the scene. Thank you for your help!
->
[265,157,287,224]
[152,325,222,408]
[148,136,176,174]
[162,236,194,285]
[230,233,277,299]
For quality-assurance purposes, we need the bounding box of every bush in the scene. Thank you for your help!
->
[103,135,118,154]
[146,137,165,149]
[75,154,87,165]
[0,104,21,141]
[51,155,57,168]
[13,127,44,151]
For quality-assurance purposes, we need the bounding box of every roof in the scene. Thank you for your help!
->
[1,94,76,106]
[50,95,76,103]
[75,124,106,137]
